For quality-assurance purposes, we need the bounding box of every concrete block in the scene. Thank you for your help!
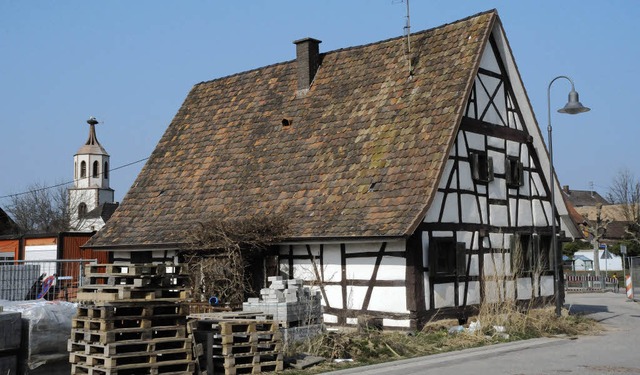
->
[0,311,21,351]
[0,353,17,375]
[267,276,283,282]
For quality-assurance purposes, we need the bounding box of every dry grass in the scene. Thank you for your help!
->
[284,308,597,374]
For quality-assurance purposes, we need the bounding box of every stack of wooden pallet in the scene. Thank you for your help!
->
[189,312,283,375]
[68,263,196,375]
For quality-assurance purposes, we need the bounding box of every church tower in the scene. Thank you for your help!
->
[69,117,115,231]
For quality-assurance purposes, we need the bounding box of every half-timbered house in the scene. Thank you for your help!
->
[86,10,580,329]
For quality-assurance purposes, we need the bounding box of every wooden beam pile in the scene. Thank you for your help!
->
[68,263,196,375]
[189,312,283,375]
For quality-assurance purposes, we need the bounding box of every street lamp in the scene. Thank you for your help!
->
[548,75,590,316]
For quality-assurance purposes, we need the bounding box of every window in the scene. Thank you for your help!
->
[80,161,87,178]
[470,151,494,183]
[104,162,109,179]
[429,238,466,276]
[506,157,524,187]
[512,234,552,273]
[92,161,99,178]
[78,203,87,218]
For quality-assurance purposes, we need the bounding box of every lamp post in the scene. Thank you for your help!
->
[548,75,590,316]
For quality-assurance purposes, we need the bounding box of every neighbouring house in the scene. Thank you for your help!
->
[562,185,610,208]
[0,232,110,301]
[0,207,19,236]
[571,249,622,272]
[86,10,581,329]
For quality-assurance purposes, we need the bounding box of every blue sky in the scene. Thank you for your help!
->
[1,1,637,204]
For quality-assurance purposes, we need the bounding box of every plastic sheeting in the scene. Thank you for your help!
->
[0,299,77,372]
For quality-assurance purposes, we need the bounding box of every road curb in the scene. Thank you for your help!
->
[324,337,568,374]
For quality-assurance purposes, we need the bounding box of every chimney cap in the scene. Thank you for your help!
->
[293,37,322,45]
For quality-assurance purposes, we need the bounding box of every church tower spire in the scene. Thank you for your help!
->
[69,117,115,231]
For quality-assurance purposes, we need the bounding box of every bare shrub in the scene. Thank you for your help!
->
[181,215,288,306]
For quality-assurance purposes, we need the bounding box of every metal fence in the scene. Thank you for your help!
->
[0,259,96,301]
[565,274,618,292]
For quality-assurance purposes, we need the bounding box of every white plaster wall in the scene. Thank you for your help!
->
[423,274,431,310]
[516,278,532,300]
[483,252,510,277]
[292,259,318,281]
[434,283,455,308]
[368,286,407,313]
[487,132,504,149]
[439,160,455,189]
[465,132,484,150]
[346,285,367,310]
[323,314,338,324]
[323,285,343,309]
[424,192,444,222]
[322,249,343,283]
[383,319,411,328]
[517,199,533,226]
[540,276,555,296]
[442,194,459,223]
[458,162,474,191]
[459,281,480,305]
[460,194,480,224]
[490,205,509,227]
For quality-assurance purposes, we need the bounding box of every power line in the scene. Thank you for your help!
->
[0,157,149,201]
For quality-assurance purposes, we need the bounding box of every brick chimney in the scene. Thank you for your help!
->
[293,38,321,94]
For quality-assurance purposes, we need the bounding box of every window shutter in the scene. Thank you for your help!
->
[505,158,513,185]
[517,161,524,187]
[471,153,480,180]
[456,242,467,276]
[487,157,494,182]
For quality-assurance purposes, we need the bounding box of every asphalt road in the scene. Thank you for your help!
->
[326,292,640,375]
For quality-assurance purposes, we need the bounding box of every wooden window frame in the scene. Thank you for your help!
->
[470,151,494,183]
[506,156,524,188]
[429,238,466,276]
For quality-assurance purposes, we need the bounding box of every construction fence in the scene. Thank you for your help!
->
[0,259,96,301]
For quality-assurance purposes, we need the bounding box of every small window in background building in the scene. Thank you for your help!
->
[78,203,87,218]
[104,162,109,179]
[80,161,87,178]
[93,161,99,178]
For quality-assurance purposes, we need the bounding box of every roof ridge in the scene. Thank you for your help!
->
[194,9,498,88]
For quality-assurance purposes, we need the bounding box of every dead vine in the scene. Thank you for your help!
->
[181,215,288,306]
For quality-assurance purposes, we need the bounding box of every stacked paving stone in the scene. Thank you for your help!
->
[242,276,322,328]
[188,312,283,375]
[68,263,196,375]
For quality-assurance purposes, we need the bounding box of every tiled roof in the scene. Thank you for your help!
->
[0,207,19,235]
[562,187,610,207]
[84,202,120,222]
[88,10,497,249]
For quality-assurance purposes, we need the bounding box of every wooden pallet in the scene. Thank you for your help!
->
[76,304,188,319]
[76,285,190,302]
[71,359,195,375]
[71,324,187,344]
[85,264,186,277]
[68,337,192,356]
[70,348,192,369]
[73,315,187,331]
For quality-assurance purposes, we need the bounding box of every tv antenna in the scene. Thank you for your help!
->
[394,0,413,75]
